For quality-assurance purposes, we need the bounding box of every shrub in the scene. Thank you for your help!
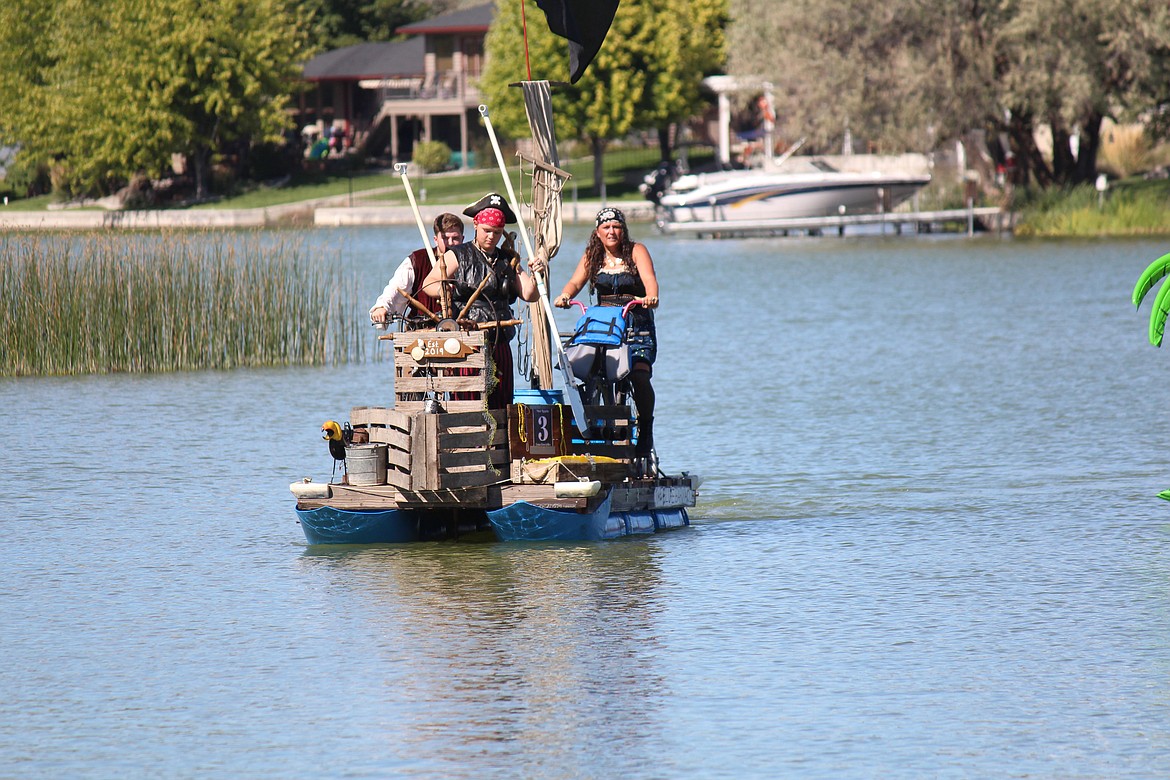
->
[246,140,299,181]
[1014,180,1170,237]
[412,140,452,173]
[2,151,52,198]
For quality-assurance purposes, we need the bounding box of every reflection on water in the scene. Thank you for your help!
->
[298,541,668,776]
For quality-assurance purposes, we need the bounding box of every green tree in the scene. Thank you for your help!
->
[480,0,728,192]
[728,0,981,153]
[728,0,1170,187]
[0,0,312,199]
[304,0,441,50]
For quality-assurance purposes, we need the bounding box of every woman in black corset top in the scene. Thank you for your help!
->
[555,207,660,465]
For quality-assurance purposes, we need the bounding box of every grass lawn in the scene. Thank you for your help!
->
[0,145,712,212]
[1,193,57,211]
[191,168,404,209]
[203,146,691,209]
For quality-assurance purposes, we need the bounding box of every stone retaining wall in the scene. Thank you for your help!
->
[0,201,655,229]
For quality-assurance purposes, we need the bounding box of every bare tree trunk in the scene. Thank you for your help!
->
[194,118,220,201]
[591,136,606,199]
[657,125,674,162]
[1073,110,1103,185]
[1005,110,1052,188]
[193,147,211,201]
[1050,118,1077,185]
[1041,110,1103,186]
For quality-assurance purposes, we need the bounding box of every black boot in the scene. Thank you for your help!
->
[635,414,653,456]
[629,368,655,456]
[633,414,656,477]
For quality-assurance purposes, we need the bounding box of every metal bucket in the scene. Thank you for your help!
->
[345,443,387,486]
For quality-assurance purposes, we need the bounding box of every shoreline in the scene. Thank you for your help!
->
[0,200,659,230]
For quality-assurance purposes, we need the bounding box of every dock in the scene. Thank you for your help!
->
[656,206,1011,238]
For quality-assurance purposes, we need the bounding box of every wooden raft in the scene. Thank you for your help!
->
[337,325,650,507]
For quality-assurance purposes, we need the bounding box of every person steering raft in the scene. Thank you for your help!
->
[556,207,660,469]
[369,212,465,328]
[419,192,546,409]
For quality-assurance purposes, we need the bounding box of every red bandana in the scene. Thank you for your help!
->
[474,208,505,228]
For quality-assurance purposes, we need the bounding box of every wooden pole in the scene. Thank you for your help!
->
[397,288,440,323]
[479,104,588,435]
[394,163,450,318]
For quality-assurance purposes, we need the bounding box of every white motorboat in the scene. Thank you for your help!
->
[648,75,931,231]
[651,159,931,225]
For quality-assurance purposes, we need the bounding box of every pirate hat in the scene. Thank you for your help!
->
[463,192,516,224]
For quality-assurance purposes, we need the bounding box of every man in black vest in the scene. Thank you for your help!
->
[419,193,546,408]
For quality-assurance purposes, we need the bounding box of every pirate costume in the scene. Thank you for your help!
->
[450,193,523,409]
[591,208,657,459]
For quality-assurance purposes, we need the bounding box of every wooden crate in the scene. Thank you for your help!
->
[391,330,489,413]
[568,403,636,462]
[350,406,412,489]
[507,401,635,483]
[409,409,510,492]
[349,406,508,492]
[507,403,574,460]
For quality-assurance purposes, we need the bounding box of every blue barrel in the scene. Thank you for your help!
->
[513,388,564,405]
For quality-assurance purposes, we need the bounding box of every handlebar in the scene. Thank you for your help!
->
[564,298,649,317]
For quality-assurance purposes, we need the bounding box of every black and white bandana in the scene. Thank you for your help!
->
[594,207,626,228]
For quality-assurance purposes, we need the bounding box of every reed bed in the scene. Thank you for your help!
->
[0,232,364,376]
[1015,181,1170,237]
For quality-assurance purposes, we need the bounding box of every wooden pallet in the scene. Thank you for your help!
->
[391,330,489,412]
[570,404,636,462]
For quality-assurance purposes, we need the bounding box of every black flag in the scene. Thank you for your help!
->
[534,0,620,84]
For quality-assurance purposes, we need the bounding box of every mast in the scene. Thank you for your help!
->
[519,81,571,390]
[501,0,617,390]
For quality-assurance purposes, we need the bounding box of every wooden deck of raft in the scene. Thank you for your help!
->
[292,327,684,513]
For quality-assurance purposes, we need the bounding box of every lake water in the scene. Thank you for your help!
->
[3,227,1170,778]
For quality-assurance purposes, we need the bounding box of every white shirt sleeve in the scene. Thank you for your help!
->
[369,256,416,320]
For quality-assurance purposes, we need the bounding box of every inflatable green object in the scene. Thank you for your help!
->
[1132,251,1170,307]
[1150,279,1170,347]
[1158,489,1170,502]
